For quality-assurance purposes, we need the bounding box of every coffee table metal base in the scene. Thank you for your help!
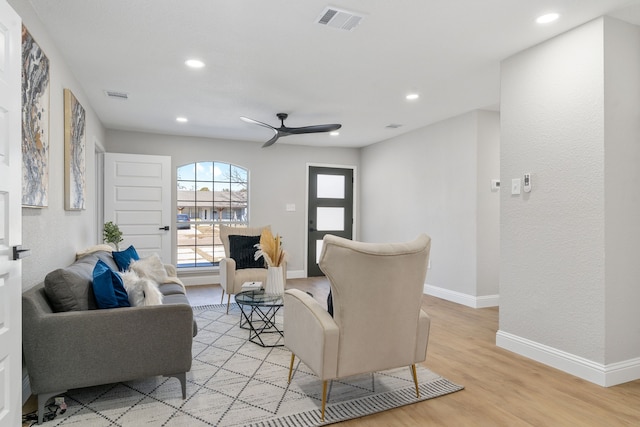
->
[239,304,283,347]
[236,290,284,347]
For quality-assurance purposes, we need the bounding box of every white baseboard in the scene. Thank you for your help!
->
[496,330,640,387]
[423,284,499,308]
[286,269,306,279]
[180,270,306,287]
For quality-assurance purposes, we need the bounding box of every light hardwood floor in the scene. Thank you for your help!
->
[190,278,640,426]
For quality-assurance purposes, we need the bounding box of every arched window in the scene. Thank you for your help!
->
[176,162,248,268]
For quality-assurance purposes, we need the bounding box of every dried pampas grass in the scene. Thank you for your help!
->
[254,228,286,267]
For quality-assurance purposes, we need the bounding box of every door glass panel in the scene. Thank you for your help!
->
[317,207,344,231]
[316,239,323,264]
[317,174,344,199]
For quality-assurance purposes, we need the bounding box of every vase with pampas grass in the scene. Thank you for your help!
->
[254,228,287,295]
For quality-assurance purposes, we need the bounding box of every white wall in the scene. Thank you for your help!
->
[500,19,606,362]
[11,0,107,289]
[603,17,640,365]
[105,129,360,276]
[476,110,501,297]
[499,17,640,385]
[360,110,500,305]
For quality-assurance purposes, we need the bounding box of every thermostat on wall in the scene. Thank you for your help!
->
[523,173,531,193]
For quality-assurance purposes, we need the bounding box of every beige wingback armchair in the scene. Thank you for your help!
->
[284,234,431,421]
[219,225,269,313]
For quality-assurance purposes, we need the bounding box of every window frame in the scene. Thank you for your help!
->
[176,161,249,270]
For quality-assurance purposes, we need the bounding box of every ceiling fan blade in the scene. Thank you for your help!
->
[241,116,281,147]
[282,123,342,134]
[240,116,275,131]
[262,133,280,148]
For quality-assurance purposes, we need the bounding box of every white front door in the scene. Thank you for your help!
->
[0,2,23,426]
[104,153,172,262]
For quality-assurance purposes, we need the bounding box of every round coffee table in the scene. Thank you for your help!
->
[235,290,284,347]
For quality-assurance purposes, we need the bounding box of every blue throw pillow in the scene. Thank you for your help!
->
[112,245,140,271]
[92,259,131,309]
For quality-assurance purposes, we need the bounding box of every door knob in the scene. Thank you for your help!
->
[159,226,170,231]
[12,245,31,260]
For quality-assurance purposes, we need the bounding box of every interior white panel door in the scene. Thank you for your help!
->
[0,2,22,425]
[104,153,172,262]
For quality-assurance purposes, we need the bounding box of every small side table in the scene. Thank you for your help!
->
[235,290,284,347]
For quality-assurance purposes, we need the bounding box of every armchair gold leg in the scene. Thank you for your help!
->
[226,294,231,314]
[288,353,295,383]
[410,364,420,398]
[321,380,328,422]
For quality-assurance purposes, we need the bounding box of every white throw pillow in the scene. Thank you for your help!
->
[130,254,169,284]
[119,270,163,306]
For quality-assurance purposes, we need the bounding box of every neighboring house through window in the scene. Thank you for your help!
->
[176,162,248,268]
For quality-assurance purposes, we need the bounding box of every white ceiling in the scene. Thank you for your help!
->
[23,0,640,148]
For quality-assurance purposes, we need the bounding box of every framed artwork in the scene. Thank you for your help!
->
[21,25,50,207]
[64,88,86,210]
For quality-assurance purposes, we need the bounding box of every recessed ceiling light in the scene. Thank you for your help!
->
[330,131,340,136]
[185,59,205,68]
[406,93,419,101]
[536,13,559,24]
[176,117,188,123]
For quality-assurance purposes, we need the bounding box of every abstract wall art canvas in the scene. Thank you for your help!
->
[21,25,50,207]
[64,89,86,210]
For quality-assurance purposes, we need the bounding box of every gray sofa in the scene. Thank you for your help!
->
[22,250,197,424]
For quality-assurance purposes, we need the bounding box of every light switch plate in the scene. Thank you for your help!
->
[285,203,296,212]
[511,178,521,195]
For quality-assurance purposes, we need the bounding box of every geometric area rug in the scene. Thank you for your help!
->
[41,304,463,426]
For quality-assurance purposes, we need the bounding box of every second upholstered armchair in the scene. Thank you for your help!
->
[219,224,290,314]
[219,225,269,313]
[283,234,431,421]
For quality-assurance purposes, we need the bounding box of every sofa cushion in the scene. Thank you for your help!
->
[92,260,131,309]
[158,283,186,296]
[229,234,264,269]
[94,250,120,272]
[112,245,140,271]
[44,254,100,312]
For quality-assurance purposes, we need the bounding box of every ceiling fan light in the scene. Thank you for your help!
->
[176,117,188,123]
[330,131,340,136]
[406,93,419,101]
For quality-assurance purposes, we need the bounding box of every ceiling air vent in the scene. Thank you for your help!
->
[317,7,364,31]
[386,124,403,129]
[104,90,129,100]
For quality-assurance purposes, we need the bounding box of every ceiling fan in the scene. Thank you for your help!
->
[240,113,342,148]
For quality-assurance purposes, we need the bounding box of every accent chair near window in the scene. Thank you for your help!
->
[219,225,270,313]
